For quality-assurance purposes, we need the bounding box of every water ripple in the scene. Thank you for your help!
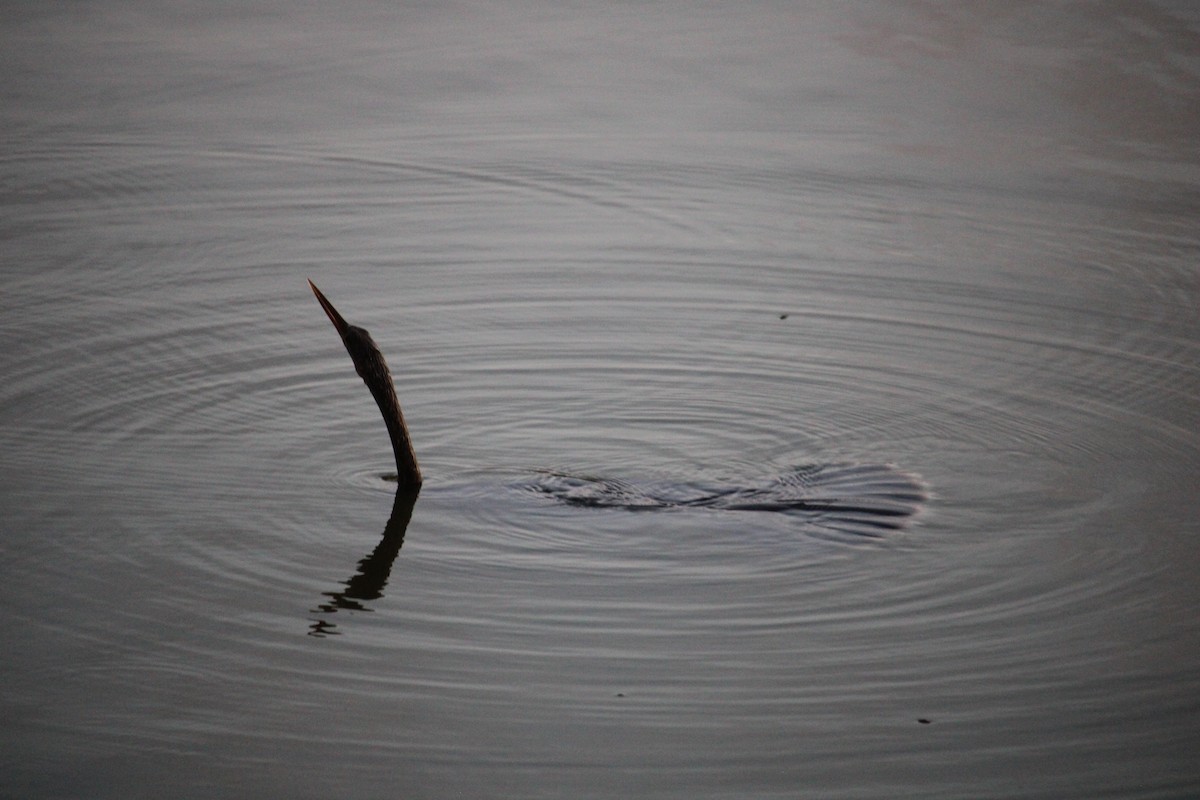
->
[3,99,1198,798]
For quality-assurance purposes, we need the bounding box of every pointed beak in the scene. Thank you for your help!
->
[309,279,349,336]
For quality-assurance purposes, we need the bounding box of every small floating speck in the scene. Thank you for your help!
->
[917,718,931,724]
[779,313,789,319]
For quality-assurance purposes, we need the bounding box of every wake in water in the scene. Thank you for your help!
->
[526,463,927,537]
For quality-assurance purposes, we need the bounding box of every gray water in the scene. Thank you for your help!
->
[3,3,1199,798]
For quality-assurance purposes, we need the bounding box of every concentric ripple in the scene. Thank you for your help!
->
[3,4,1199,794]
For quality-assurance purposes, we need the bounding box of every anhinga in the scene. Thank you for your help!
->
[309,280,422,491]
[308,280,927,535]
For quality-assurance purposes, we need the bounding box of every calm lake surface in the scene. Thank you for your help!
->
[3,2,1199,798]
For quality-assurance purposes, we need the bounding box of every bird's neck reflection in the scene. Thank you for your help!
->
[308,487,418,637]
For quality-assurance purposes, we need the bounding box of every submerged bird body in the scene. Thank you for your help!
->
[309,280,926,532]
[309,280,421,490]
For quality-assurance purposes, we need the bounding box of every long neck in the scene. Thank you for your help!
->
[348,326,422,489]
[371,378,422,489]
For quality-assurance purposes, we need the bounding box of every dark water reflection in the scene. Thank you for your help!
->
[311,488,417,636]
[2,2,1199,799]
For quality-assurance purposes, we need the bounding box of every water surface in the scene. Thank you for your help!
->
[2,3,1199,798]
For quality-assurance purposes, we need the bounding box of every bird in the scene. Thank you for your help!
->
[309,280,422,491]
[308,280,926,533]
